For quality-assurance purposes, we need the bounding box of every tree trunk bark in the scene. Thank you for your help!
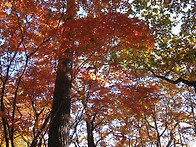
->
[86,120,96,147]
[48,57,72,147]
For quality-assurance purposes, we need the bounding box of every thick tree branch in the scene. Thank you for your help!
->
[145,63,196,92]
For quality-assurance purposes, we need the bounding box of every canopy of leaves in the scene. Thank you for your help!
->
[0,0,195,146]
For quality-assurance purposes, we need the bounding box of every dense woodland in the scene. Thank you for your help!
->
[0,0,195,146]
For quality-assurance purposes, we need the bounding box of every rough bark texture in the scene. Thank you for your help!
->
[86,120,96,147]
[48,58,72,147]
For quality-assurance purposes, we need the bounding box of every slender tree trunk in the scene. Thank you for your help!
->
[1,84,9,147]
[48,57,72,147]
[86,120,96,147]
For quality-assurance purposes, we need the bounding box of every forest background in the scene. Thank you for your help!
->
[0,0,195,146]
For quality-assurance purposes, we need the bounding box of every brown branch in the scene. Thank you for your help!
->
[154,74,196,92]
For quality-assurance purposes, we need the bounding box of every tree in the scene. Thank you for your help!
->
[0,0,153,146]
[69,62,159,146]
[0,0,57,146]
[129,0,196,91]
[49,11,153,147]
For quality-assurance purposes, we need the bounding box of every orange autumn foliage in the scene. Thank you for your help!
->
[0,0,156,146]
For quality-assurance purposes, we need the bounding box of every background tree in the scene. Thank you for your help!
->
[129,0,195,90]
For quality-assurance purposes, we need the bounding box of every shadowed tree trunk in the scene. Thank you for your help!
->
[86,120,96,147]
[48,57,72,147]
[48,0,76,145]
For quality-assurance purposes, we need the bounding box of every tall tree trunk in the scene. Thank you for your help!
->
[48,57,72,147]
[48,0,76,145]
[86,120,96,147]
